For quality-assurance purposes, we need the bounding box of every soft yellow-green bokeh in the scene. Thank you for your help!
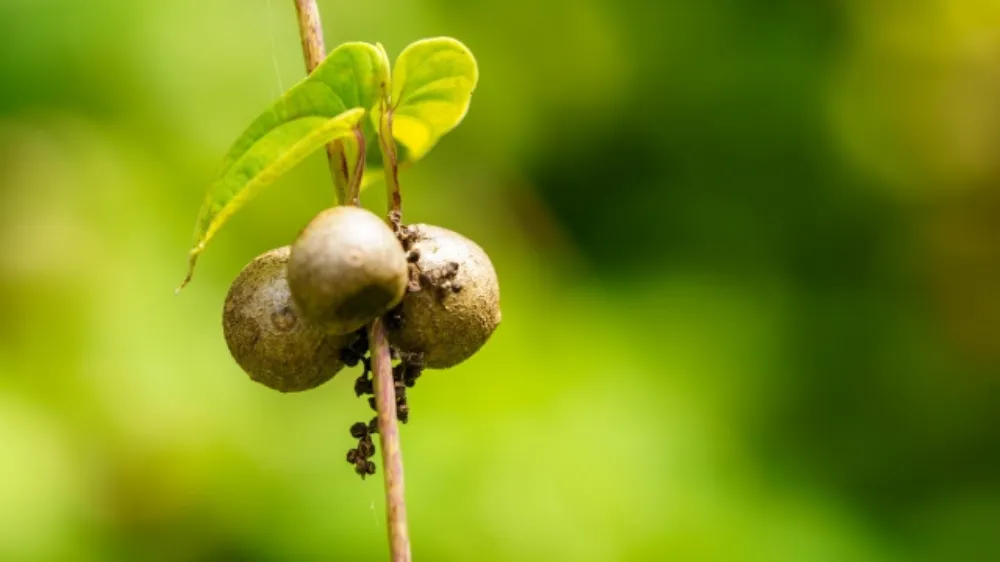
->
[1,1,998,561]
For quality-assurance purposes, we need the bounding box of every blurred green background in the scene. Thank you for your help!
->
[1,0,999,560]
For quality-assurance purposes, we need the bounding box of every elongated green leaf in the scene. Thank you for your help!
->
[178,42,389,291]
[178,108,364,291]
[220,42,389,175]
[384,37,479,161]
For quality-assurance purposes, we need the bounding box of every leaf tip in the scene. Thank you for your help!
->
[175,276,191,295]
[176,250,200,294]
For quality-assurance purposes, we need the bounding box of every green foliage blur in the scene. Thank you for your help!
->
[1,0,998,560]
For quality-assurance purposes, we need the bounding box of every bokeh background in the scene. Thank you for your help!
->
[2,0,999,560]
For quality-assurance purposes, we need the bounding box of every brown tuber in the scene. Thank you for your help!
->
[223,246,350,392]
[287,206,409,335]
[389,224,501,369]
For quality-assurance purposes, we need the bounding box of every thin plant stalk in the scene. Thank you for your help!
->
[369,318,411,561]
[378,105,403,229]
[292,0,349,204]
[291,2,412,561]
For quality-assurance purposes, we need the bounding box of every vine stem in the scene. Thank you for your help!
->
[369,318,410,560]
[291,2,412,561]
[292,0,349,204]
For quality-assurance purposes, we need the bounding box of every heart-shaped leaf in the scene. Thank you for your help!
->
[388,37,478,161]
[178,108,365,291]
[361,37,478,188]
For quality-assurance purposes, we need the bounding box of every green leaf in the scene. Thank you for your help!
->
[178,42,390,291]
[220,42,389,175]
[177,38,479,290]
[378,37,479,163]
[178,108,365,292]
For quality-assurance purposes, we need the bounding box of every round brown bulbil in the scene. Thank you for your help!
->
[389,224,501,369]
[223,246,350,392]
[287,206,409,335]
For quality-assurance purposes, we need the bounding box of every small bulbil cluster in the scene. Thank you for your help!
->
[221,205,501,477]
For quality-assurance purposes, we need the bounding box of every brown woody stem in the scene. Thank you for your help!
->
[369,318,411,561]
[292,2,412,562]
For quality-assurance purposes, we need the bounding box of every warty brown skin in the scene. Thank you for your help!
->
[223,246,350,392]
[287,206,409,335]
[389,225,501,369]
